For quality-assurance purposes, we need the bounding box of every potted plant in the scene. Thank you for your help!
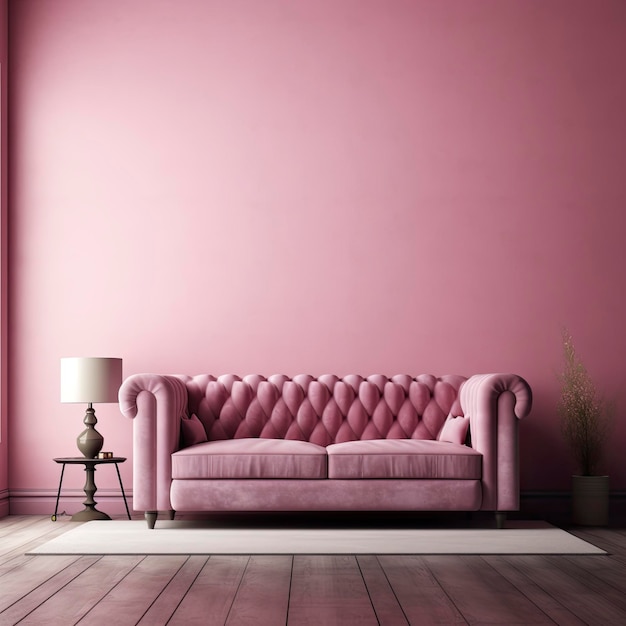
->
[557,329,612,525]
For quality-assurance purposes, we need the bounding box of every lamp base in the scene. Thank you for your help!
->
[77,405,104,458]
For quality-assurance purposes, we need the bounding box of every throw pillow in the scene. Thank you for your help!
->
[437,415,470,445]
[180,413,208,448]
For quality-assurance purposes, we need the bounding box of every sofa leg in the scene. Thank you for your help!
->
[168,510,176,521]
[495,512,506,529]
[145,511,158,529]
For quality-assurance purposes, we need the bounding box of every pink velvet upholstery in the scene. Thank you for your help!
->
[119,374,187,512]
[172,438,327,479]
[460,374,532,511]
[170,479,483,512]
[326,439,481,479]
[119,372,532,524]
[180,414,208,448]
[437,415,470,445]
[179,373,466,444]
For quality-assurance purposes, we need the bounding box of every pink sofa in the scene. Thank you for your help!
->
[119,373,532,529]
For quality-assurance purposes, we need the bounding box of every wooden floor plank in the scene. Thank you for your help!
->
[0,520,83,571]
[571,527,626,561]
[136,556,208,626]
[225,555,292,625]
[15,555,145,626]
[484,555,586,626]
[356,555,409,625]
[545,554,626,614]
[74,555,189,625]
[507,555,626,625]
[0,515,40,538]
[0,556,101,624]
[423,555,553,624]
[0,517,76,580]
[288,555,378,625]
[0,517,69,559]
[377,555,465,624]
[3,515,626,626]
[167,556,249,625]
[562,553,626,595]
[0,553,89,612]
[580,527,626,545]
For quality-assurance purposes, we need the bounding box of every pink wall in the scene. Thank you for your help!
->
[7,0,626,511]
[0,0,8,518]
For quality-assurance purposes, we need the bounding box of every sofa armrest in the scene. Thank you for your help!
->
[460,373,532,512]
[119,374,188,512]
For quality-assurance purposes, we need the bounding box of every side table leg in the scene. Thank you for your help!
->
[71,462,111,522]
[52,464,66,521]
[114,463,131,520]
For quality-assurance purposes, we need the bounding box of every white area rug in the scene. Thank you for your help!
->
[29,520,605,555]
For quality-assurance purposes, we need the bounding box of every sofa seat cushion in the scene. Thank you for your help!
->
[172,438,328,479]
[326,439,481,479]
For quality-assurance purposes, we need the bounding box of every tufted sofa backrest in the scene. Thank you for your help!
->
[177,374,466,447]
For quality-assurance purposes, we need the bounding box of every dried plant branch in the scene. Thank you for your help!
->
[557,328,611,476]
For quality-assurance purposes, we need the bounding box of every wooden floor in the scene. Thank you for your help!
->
[1,515,626,625]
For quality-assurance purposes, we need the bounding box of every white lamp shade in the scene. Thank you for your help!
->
[61,357,123,403]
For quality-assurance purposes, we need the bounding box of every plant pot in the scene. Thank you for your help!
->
[571,475,609,526]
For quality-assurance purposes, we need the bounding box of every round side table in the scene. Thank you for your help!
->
[52,457,131,522]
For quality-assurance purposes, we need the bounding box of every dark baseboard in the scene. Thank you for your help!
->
[5,488,626,527]
[0,488,8,518]
[519,490,626,527]
[8,488,133,517]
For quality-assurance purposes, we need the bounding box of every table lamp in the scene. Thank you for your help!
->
[60,357,123,458]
